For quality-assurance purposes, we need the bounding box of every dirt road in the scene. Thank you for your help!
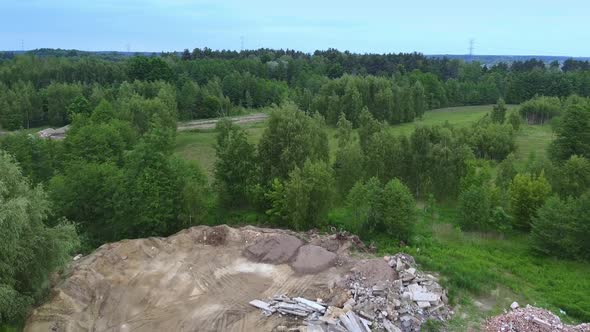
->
[177,113,268,131]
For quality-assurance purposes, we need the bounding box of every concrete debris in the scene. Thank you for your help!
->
[511,301,520,310]
[37,126,69,140]
[251,295,326,318]
[72,254,82,261]
[252,253,452,332]
[249,299,276,315]
[484,304,590,332]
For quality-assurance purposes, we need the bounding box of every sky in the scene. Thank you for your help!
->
[1,0,589,56]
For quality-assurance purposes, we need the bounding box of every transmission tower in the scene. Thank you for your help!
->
[240,36,244,52]
[469,39,475,57]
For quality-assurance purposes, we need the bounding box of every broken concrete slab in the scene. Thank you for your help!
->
[294,297,326,313]
[250,299,276,313]
[411,292,440,302]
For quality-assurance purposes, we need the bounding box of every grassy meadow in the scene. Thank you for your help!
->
[175,104,552,178]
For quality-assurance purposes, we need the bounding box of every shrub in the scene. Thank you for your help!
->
[381,179,417,242]
[346,177,416,242]
[518,95,561,124]
[509,173,551,231]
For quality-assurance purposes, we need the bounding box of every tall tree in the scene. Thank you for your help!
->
[549,104,590,162]
[258,103,329,184]
[214,119,257,206]
[509,173,551,231]
[0,151,79,324]
[267,160,335,230]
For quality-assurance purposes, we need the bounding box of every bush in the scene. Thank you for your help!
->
[346,177,416,242]
[491,97,507,124]
[548,103,590,162]
[507,111,522,131]
[519,95,561,124]
[509,173,551,231]
[548,155,590,198]
[459,185,491,231]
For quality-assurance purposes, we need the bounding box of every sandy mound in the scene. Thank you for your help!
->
[243,233,303,264]
[290,244,338,274]
[24,226,451,332]
[24,226,361,332]
[349,258,397,286]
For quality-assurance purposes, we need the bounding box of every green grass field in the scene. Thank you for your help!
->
[387,104,513,136]
[174,104,553,178]
[412,207,590,327]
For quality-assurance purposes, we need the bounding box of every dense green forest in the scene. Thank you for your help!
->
[1,49,590,328]
[3,49,590,130]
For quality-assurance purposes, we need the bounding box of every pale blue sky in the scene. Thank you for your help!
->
[1,0,588,56]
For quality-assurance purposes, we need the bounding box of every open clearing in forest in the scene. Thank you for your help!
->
[177,113,268,131]
[175,105,552,178]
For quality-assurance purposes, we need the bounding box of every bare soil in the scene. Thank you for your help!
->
[24,225,365,332]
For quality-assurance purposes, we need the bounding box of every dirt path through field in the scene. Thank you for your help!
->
[177,113,268,131]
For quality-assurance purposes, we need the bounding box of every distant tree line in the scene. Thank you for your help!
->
[3,49,590,130]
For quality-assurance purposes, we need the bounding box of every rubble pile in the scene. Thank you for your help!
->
[37,125,68,140]
[250,253,451,332]
[484,304,590,332]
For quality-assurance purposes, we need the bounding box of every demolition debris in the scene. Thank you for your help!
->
[484,304,590,332]
[250,253,451,332]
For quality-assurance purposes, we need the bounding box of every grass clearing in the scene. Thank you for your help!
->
[387,105,514,136]
[174,121,267,176]
[174,105,501,176]
[513,123,554,163]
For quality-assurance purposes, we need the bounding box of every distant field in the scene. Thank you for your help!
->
[174,104,554,178]
[514,123,554,162]
[175,122,267,176]
[387,104,513,136]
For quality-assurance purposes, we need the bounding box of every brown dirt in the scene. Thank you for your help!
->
[24,225,365,332]
[243,233,303,264]
[349,258,398,286]
[290,244,338,274]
